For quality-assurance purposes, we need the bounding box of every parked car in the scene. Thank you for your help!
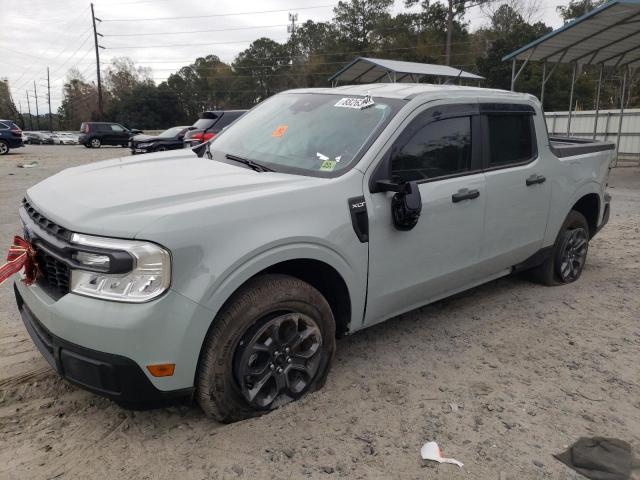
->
[78,122,142,148]
[51,132,78,145]
[0,120,23,155]
[183,110,246,147]
[14,85,613,422]
[23,132,54,145]
[130,126,195,154]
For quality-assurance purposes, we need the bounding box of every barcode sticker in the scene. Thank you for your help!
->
[334,96,375,110]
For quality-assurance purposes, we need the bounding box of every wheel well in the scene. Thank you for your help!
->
[261,259,351,337]
[571,193,600,237]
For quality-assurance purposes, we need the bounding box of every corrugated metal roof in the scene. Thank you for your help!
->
[328,57,484,83]
[503,0,640,67]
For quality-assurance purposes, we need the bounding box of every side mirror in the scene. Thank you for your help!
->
[376,179,422,231]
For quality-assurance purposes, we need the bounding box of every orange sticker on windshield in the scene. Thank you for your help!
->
[272,125,288,137]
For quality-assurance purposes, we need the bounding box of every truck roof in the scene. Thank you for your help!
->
[284,83,535,102]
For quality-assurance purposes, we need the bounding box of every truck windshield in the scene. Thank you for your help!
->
[210,93,404,176]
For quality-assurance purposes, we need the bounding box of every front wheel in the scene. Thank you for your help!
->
[196,274,336,423]
[528,210,589,285]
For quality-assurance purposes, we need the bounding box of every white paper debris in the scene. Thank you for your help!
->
[420,441,464,468]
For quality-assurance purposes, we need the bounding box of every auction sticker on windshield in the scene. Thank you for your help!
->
[272,125,288,137]
[334,96,375,110]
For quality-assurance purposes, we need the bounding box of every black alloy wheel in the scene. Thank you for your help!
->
[557,227,588,282]
[233,312,323,410]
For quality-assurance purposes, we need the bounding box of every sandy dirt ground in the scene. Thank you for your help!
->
[0,145,638,480]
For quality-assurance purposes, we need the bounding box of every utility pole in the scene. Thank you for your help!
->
[26,90,33,130]
[446,0,453,66]
[33,81,40,130]
[47,67,53,132]
[91,3,104,119]
[287,12,298,62]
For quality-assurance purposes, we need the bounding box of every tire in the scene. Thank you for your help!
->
[528,210,589,285]
[196,274,336,423]
[89,138,101,148]
[0,140,9,155]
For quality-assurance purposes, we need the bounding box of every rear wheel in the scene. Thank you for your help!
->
[0,140,9,155]
[89,138,101,148]
[196,274,336,423]
[528,210,589,285]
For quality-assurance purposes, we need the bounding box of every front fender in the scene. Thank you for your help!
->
[199,240,365,328]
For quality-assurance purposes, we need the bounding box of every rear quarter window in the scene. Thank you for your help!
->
[487,114,535,167]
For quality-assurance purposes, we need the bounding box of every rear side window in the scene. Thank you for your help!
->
[0,122,8,130]
[193,118,216,130]
[391,116,472,182]
[487,114,534,167]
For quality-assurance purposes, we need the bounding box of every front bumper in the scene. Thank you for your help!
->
[14,275,214,403]
[15,285,192,404]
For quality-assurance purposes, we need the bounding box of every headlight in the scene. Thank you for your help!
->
[69,233,171,303]
[137,142,152,148]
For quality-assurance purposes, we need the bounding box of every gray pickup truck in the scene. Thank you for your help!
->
[14,84,613,422]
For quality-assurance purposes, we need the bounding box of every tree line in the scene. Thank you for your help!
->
[5,0,639,131]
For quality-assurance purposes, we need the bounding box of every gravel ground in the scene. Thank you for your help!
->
[1,145,639,480]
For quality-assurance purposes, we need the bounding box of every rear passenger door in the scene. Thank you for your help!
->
[477,103,551,273]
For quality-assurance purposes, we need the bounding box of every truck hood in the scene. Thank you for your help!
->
[26,151,321,238]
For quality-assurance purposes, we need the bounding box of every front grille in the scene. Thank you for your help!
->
[22,198,71,241]
[37,249,71,294]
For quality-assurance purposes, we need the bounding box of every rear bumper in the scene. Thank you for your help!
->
[14,284,197,404]
[6,138,24,148]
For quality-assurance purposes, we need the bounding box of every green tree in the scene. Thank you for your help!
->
[557,0,606,23]
[332,0,394,51]
[232,38,291,106]
[0,79,19,121]
[58,68,99,129]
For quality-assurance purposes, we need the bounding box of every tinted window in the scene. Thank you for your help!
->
[0,122,8,130]
[391,116,472,182]
[488,114,534,167]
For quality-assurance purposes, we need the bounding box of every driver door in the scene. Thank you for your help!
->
[364,103,487,327]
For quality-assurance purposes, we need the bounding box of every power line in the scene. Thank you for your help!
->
[102,24,289,37]
[105,38,288,49]
[101,4,334,22]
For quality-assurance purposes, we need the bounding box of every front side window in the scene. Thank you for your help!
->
[487,114,534,167]
[111,124,125,132]
[391,116,472,182]
[211,93,404,176]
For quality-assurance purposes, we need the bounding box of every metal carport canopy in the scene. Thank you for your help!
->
[328,57,483,84]
[502,0,640,67]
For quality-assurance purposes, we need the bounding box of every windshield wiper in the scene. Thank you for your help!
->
[225,153,274,172]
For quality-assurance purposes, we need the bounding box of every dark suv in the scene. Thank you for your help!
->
[79,122,141,148]
[0,120,23,155]
[183,110,246,147]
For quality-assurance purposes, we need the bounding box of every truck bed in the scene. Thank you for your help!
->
[549,136,615,158]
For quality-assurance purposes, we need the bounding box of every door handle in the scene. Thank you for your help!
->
[526,174,546,186]
[452,188,480,203]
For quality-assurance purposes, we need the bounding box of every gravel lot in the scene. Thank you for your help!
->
[1,145,639,479]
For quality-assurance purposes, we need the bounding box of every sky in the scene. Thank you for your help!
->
[0,0,570,114]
